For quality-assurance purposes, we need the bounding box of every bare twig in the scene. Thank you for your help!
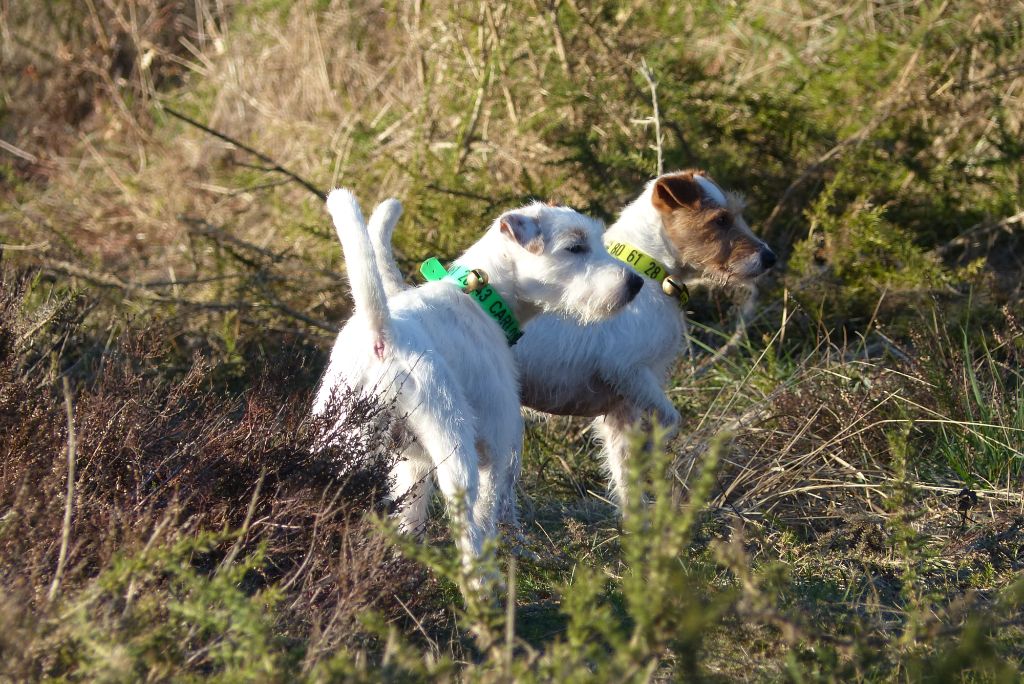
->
[456,6,493,174]
[0,138,39,163]
[254,276,339,332]
[182,216,288,264]
[219,468,265,573]
[939,210,1024,256]
[38,255,338,332]
[39,257,237,307]
[47,377,77,603]
[505,557,517,675]
[638,58,663,176]
[162,106,327,201]
[181,216,345,283]
[424,183,496,204]
[0,240,50,252]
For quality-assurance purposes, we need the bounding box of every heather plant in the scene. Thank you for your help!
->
[0,272,420,679]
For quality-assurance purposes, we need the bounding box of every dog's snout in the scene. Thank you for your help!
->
[626,272,644,301]
[760,249,777,271]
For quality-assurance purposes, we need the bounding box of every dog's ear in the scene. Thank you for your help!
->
[651,174,701,214]
[500,213,544,254]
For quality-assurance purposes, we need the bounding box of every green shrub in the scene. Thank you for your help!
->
[788,171,948,323]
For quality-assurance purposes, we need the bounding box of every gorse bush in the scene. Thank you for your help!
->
[47,534,287,681]
[789,171,948,323]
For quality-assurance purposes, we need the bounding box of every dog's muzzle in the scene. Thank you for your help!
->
[625,272,644,303]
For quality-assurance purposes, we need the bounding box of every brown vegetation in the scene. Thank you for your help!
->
[0,271,424,677]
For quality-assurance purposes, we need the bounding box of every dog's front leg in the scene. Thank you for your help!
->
[614,366,681,434]
[591,404,640,511]
[593,367,680,512]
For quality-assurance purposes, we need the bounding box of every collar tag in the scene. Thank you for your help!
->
[420,257,524,345]
[605,240,689,306]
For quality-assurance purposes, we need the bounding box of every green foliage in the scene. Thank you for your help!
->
[34,533,290,681]
[923,316,1024,486]
[789,171,948,322]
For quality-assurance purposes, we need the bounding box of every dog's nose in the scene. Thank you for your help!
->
[626,272,644,301]
[760,249,777,271]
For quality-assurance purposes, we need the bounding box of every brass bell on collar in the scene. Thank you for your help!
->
[662,275,688,302]
[465,268,489,292]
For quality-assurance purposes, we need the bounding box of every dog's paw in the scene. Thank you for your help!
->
[499,523,541,563]
[657,406,681,432]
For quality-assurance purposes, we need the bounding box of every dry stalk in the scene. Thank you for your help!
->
[455,2,493,173]
[939,209,1024,256]
[0,138,39,163]
[47,376,77,603]
[638,57,663,176]
[219,467,265,573]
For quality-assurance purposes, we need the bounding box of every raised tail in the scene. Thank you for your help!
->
[326,189,390,360]
[366,198,409,297]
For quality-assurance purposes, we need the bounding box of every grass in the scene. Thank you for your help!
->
[2,0,1024,680]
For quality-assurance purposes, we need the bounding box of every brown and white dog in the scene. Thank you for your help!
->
[369,170,775,512]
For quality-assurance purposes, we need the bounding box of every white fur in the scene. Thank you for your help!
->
[315,191,638,568]
[695,174,727,207]
[367,176,770,511]
[514,182,687,508]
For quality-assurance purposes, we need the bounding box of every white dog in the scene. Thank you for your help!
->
[367,171,775,511]
[314,189,641,569]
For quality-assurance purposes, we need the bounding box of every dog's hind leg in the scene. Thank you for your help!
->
[478,437,522,531]
[397,367,485,569]
[591,404,641,511]
[390,446,434,537]
[471,439,499,540]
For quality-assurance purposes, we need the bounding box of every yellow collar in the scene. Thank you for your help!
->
[605,240,689,305]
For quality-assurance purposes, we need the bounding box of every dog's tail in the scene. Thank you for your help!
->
[326,188,391,360]
[366,198,409,296]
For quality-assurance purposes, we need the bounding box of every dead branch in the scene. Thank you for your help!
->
[39,256,339,333]
[938,209,1024,256]
[181,216,345,283]
[162,106,327,201]
[638,58,663,176]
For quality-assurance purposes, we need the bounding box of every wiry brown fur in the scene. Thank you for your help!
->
[654,169,765,287]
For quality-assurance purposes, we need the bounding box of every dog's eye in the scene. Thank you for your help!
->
[714,214,730,228]
[566,243,589,254]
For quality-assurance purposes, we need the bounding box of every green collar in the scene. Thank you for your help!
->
[420,257,524,346]
[605,240,689,305]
